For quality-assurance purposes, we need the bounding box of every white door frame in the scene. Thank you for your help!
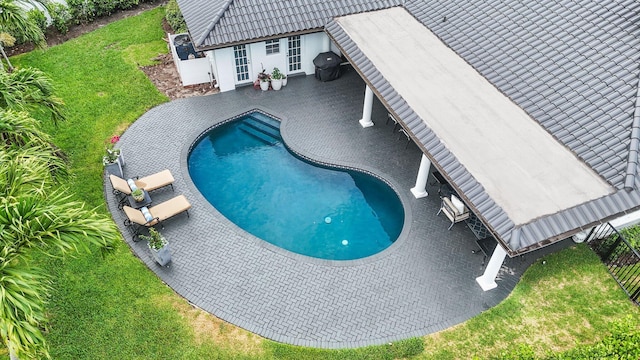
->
[233,44,253,85]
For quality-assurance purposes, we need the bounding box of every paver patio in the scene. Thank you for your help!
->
[105,67,571,348]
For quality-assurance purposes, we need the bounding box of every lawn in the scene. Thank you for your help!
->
[4,6,639,359]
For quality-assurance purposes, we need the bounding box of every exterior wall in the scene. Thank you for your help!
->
[169,33,213,86]
[248,39,287,81]
[210,47,236,92]
[204,31,338,92]
[301,32,331,75]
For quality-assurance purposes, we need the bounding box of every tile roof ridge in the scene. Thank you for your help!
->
[195,0,234,47]
[625,75,640,191]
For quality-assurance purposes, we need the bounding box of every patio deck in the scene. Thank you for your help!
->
[105,67,571,348]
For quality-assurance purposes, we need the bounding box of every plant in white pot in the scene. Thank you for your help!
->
[257,69,270,91]
[271,67,284,90]
[282,74,287,86]
[140,227,171,266]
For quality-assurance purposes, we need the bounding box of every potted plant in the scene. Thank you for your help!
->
[103,135,124,177]
[282,74,287,87]
[257,68,270,91]
[139,227,171,266]
[271,67,283,90]
[131,188,145,202]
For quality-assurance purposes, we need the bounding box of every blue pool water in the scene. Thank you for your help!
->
[188,111,404,260]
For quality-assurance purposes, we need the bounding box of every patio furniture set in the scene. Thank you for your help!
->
[108,170,192,241]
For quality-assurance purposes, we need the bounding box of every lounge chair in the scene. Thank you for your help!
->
[109,170,175,196]
[123,195,191,240]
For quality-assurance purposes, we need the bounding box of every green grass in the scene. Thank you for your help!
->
[4,6,639,359]
[14,7,169,207]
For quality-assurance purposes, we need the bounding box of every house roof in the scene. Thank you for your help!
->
[326,1,640,255]
[177,0,402,49]
[330,7,615,226]
[177,0,640,255]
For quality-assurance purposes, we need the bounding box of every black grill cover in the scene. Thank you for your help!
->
[313,52,342,81]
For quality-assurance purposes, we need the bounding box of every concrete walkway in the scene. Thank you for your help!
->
[105,68,570,348]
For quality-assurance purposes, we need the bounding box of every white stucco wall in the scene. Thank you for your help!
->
[210,47,237,92]
[193,31,337,92]
[169,33,213,86]
[248,39,288,81]
[302,32,330,75]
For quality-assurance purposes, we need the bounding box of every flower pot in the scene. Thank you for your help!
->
[282,77,287,86]
[105,161,123,178]
[271,79,282,90]
[149,243,171,266]
[260,80,270,91]
[133,194,144,202]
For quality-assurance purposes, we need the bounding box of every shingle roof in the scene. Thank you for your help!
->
[326,0,640,255]
[405,0,640,190]
[177,0,640,255]
[177,0,402,48]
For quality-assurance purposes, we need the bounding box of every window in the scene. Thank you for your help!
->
[265,39,280,55]
[288,36,301,72]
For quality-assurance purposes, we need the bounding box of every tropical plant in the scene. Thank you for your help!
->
[0,67,65,124]
[0,109,119,359]
[271,67,283,80]
[26,9,46,33]
[257,68,269,82]
[165,0,186,33]
[48,2,71,34]
[0,0,48,71]
[139,227,166,250]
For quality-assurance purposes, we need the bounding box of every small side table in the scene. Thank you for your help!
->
[126,190,152,209]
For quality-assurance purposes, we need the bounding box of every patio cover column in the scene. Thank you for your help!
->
[476,245,507,291]
[359,85,374,128]
[410,154,430,198]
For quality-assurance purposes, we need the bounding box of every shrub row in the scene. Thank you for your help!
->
[495,316,640,360]
[165,0,186,33]
[26,0,157,35]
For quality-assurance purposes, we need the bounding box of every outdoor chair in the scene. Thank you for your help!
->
[386,113,400,132]
[123,195,191,240]
[437,194,470,230]
[397,128,411,149]
[109,170,175,197]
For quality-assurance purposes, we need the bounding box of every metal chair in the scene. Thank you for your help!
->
[437,195,470,230]
[386,113,400,132]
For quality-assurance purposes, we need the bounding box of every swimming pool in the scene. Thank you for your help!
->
[188,111,404,260]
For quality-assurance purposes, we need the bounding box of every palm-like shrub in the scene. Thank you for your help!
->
[0,68,65,124]
[0,109,119,359]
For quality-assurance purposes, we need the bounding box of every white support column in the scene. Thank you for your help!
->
[476,245,508,291]
[359,85,374,128]
[410,154,430,198]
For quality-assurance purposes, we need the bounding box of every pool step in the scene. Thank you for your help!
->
[239,124,280,145]
[248,113,281,129]
[240,116,282,145]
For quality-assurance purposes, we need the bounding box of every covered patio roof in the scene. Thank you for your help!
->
[326,7,621,254]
